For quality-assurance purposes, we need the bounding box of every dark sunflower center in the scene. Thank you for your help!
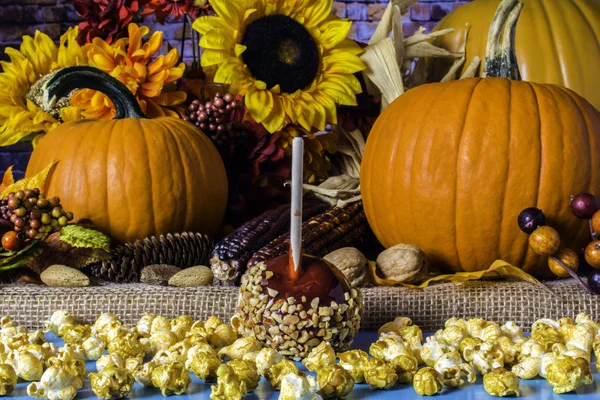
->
[242,14,320,94]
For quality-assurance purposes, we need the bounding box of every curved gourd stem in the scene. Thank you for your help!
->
[482,0,523,79]
[43,66,146,119]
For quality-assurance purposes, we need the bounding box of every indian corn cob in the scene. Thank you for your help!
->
[248,201,368,267]
[210,200,329,285]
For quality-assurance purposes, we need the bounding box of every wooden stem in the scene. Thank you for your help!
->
[550,255,595,295]
[180,15,188,64]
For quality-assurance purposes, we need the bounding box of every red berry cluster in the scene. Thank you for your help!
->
[517,192,600,295]
[185,93,242,146]
[0,189,73,251]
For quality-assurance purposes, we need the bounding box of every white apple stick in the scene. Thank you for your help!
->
[290,137,304,280]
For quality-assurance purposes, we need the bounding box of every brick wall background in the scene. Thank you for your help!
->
[0,0,471,179]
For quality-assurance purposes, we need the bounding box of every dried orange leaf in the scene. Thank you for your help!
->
[0,161,57,199]
[368,259,546,289]
[0,165,14,194]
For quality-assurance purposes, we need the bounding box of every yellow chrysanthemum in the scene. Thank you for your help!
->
[194,0,365,133]
[70,23,187,119]
[277,126,338,183]
[0,27,89,146]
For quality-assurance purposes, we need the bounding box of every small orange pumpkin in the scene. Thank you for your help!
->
[26,67,228,243]
[361,1,600,277]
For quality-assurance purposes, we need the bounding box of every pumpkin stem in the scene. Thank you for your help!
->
[43,66,146,119]
[482,0,523,79]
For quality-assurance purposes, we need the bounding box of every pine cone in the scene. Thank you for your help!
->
[89,232,214,283]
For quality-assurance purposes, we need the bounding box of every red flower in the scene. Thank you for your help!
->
[74,0,146,45]
[142,0,208,24]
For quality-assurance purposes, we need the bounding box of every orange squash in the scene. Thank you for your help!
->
[26,67,228,243]
[428,0,600,111]
[361,1,600,277]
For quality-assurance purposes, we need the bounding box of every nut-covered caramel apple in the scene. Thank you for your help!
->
[233,138,361,360]
[234,254,362,360]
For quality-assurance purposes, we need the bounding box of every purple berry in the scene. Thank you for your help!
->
[517,207,547,234]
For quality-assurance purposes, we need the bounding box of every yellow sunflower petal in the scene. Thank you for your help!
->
[214,58,247,84]
[201,49,229,67]
[245,86,274,123]
[301,0,333,28]
[318,19,352,49]
[261,97,286,133]
[200,29,236,51]
[193,15,234,35]
[327,38,365,56]
[322,52,366,74]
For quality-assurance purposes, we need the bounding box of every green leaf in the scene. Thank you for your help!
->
[59,225,111,253]
[0,243,43,272]
[0,240,38,259]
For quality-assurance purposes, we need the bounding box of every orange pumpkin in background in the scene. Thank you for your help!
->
[361,0,600,277]
[428,0,600,111]
[26,67,228,243]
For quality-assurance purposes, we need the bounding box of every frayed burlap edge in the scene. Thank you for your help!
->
[1,279,596,331]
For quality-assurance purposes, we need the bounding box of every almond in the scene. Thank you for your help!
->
[168,266,213,287]
[40,264,90,287]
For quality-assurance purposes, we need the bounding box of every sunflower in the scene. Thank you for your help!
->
[70,23,187,119]
[277,125,338,183]
[194,0,365,133]
[0,27,89,146]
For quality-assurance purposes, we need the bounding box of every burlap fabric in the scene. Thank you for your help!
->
[1,279,597,331]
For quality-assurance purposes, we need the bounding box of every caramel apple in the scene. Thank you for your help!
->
[233,138,362,360]
[234,254,362,360]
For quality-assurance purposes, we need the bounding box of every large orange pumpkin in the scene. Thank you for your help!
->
[361,77,600,277]
[428,0,600,111]
[26,67,228,243]
[362,0,600,277]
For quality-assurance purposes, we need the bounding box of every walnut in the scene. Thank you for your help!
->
[323,247,367,287]
[376,244,428,283]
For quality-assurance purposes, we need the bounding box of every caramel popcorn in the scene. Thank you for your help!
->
[208,324,237,350]
[445,318,468,331]
[501,321,525,343]
[496,336,519,365]
[0,364,17,396]
[472,341,504,376]
[107,333,145,360]
[378,322,402,337]
[186,342,218,362]
[370,335,412,362]
[210,364,245,400]
[133,361,157,387]
[466,318,488,340]
[150,316,171,335]
[151,361,191,396]
[27,365,82,400]
[421,336,454,367]
[546,355,593,393]
[511,339,544,379]
[187,351,221,382]
[338,349,369,383]
[96,354,125,373]
[204,316,225,333]
[89,365,134,400]
[531,322,563,351]
[563,323,595,354]
[102,322,134,345]
[150,330,178,354]
[483,367,520,397]
[389,354,418,384]
[7,349,44,381]
[279,373,320,400]
[125,357,143,374]
[316,363,354,399]
[218,337,262,360]
[152,349,184,366]
[364,358,397,390]
[227,359,259,393]
[58,324,90,346]
[48,345,86,380]
[413,367,444,396]
[434,350,475,387]
[44,311,76,336]
[254,347,284,377]
[93,313,121,337]
[303,341,336,372]
[136,313,156,338]
[459,337,482,363]
[170,316,194,341]
[266,359,302,390]
[439,325,467,348]
[81,336,104,361]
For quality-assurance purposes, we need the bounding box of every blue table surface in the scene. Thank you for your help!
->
[8,332,600,399]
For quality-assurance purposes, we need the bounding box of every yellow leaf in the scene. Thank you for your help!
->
[0,161,57,199]
[0,166,15,195]
[368,259,552,292]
